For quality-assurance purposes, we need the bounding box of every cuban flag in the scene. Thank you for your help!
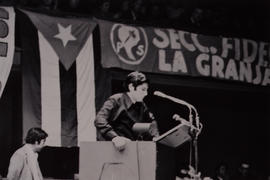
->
[20,10,97,146]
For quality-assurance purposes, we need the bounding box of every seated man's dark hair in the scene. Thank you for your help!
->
[124,71,148,90]
[25,127,48,144]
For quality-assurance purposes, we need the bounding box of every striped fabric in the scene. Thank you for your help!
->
[21,10,97,146]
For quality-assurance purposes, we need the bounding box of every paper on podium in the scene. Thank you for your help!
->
[79,141,156,180]
[153,123,191,148]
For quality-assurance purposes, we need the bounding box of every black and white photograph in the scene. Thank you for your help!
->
[0,0,269,180]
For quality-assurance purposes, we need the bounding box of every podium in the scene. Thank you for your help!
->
[153,123,191,148]
[79,141,156,180]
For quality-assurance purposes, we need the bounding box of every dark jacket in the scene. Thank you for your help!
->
[95,93,158,140]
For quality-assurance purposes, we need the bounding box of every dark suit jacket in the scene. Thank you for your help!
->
[94,93,157,140]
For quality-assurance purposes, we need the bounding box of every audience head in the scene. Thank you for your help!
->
[25,127,48,152]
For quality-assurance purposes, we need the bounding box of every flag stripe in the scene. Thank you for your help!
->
[39,32,62,146]
[22,13,42,139]
[76,35,96,143]
[60,60,78,147]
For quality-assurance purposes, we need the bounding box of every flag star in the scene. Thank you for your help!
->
[54,24,76,47]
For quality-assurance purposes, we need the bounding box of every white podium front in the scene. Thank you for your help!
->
[79,141,156,180]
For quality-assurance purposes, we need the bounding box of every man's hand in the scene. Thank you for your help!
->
[112,136,131,151]
[149,121,159,138]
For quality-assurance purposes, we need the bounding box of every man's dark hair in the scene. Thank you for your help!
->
[124,71,148,90]
[25,127,48,144]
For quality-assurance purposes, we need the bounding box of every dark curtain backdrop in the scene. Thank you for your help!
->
[0,70,22,177]
[150,82,270,178]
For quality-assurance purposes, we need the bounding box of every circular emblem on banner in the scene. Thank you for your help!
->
[110,24,148,65]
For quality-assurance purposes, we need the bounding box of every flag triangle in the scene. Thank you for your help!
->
[22,10,96,70]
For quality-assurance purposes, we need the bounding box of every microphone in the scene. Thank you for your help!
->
[153,91,194,110]
[154,91,201,130]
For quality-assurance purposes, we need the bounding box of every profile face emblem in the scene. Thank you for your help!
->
[110,24,148,65]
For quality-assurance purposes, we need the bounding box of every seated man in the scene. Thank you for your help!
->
[7,127,48,180]
[94,71,159,151]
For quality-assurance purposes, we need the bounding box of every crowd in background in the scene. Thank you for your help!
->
[1,0,268,41]
[177,161,268,180]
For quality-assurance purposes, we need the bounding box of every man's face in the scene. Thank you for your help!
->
[133,83,148,102]
[35,139,46,152]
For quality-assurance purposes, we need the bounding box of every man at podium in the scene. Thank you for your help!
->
[94,71,159,151]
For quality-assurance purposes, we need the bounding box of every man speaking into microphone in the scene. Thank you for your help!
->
[94,71,159,151]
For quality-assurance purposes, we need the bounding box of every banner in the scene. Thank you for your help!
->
[20,10,97,147]
[0,7,15,98]
[99,19,270,86]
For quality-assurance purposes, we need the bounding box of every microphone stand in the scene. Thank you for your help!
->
[189,106,202,175]
[154,91,202,174]
[188,104,201,175]
[192,108,201,174]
